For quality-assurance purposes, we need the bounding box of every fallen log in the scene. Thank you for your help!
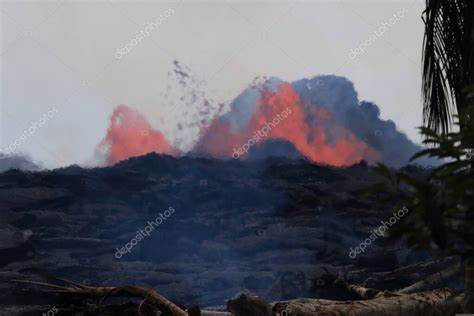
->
[11,277,189,316]
[271,288,463,316]
[12,275,464,316]
[332,271,380,300]
[349,256,458,290]
[398,260,462,294]
[12,277,231,316]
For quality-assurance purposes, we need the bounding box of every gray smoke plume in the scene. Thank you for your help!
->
[0,154,42,173]
[201,74,438,167]
[292,75,438,167]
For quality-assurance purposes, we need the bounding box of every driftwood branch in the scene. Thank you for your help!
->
[11,277,189,316]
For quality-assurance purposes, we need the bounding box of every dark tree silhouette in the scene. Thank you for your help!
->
[422,1,474,311]
[371,2,474,312]
[422,0,474,133]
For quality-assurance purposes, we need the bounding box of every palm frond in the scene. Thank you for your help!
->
[422,0,474,134]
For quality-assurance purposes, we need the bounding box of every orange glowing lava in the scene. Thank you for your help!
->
[100,105,178,165]
[195,83,379,166]
[100,83,379,166]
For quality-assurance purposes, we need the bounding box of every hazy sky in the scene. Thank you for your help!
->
[1,0,425,168]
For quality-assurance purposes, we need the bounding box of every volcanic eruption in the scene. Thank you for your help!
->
[99,105,179,165]
[98,67,435,167]
[194,81,379,166]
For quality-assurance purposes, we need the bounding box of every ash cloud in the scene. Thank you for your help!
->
[210,74,437,167]
[292,75,437,167]
[219,77,282,134]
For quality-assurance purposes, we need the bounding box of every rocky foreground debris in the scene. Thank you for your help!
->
[0,154,463,315]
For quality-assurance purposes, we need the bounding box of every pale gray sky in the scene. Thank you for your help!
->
[1,0,425,168]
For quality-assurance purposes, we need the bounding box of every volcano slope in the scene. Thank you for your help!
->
[0,154,462,314]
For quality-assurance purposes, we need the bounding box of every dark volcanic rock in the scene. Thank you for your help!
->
[0,154,454,314]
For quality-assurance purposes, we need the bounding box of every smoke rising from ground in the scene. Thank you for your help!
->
[0,154,42,173]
